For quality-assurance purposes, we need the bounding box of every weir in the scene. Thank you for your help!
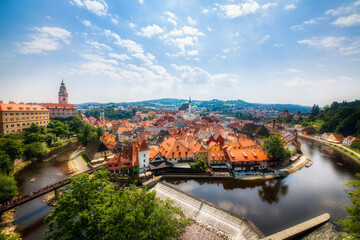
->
[154,182,264,240]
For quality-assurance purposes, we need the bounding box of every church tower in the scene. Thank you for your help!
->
[58,79,68,104]
[188,95,192,113]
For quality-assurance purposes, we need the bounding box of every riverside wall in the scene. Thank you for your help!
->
[154,182,264,240]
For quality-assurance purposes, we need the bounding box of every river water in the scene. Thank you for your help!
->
[13,140,360,239]
[13,142,76,240]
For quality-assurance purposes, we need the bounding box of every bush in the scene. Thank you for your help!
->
[190,159,208,172]
[24,142,48,160]
[0,173,17,204]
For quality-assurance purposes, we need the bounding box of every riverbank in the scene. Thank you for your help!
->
[0,208,21,240]
[67,147,91,175]
[299,134,360,165]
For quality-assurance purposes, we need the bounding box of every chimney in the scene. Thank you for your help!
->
[0,100,3,104]
[9,101,15,104]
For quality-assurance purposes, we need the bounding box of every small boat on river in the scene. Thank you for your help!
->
[30,177,36,182]
[67,170,75,175]
[305,160,313,168]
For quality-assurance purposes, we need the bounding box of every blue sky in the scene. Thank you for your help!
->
[0,0,359,106]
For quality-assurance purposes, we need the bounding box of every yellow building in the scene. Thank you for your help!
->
[0,101,50,135]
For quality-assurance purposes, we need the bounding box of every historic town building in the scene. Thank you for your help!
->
[43,80,77,118]
[0,101,49,135]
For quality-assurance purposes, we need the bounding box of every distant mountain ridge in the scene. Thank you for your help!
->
[76,98,312,113]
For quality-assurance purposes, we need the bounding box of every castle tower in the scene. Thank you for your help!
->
[58,79,68,104]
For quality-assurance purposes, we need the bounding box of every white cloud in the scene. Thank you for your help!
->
[171,64,237,87]
[299,36,360,56]
[332,14,360,27]
[259,34,270,44]
[285,68,301,73]
[203,9,209,13]
[187,50,199,56]
[164,11,177,20]
[291,18,322,31]
[285,4,296,11]
[139,0,144,4]
[16,27,71,54]
[187,16,196,25]
[339,40,360,55]
[104,29,144,53]
[129,22,136,29]
[207,27,212,32]
[132,52,155,66]
[86,41,112,51]
[219,1,260,18]
[71,0,108,16]
[164,26,204,38]
[168,18,177,26]
[81,19,92,27]
[284,77,313,88]
[137,24,164,37]
[111,17,119,25]
[326,1,360,16]
[274,43,284,47]
[262,2,277,10]
[298,36,346,50]
[109,53,130,61]
[338,76,353,81]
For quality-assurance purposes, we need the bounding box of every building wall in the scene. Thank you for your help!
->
[0,108,49,135]
[195,152,209,164]
[138,150,150,173]
[48,108,77,118]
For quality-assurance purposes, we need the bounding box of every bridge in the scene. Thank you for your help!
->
[0,164,106,213]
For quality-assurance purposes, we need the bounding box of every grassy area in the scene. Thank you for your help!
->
[329,144,360,160]
[81,153,91,163]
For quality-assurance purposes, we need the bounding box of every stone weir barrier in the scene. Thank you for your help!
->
[153,182,264,240]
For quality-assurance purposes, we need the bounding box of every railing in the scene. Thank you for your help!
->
[0,164,106,213]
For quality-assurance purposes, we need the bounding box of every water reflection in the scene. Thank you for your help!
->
[166,179,289,204]
[258,180,288,204]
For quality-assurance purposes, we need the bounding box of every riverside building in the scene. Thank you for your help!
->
[0,101,49,135]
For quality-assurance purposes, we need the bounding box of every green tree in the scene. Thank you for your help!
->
[0,151,14,175]
[190,158,208,172]
[0,173,17,204]
[337,173,360,239]
[78,124,97,146]
[0,138,23,161]
[95,126,105,139]
[311,104,320,116]
[44,168,190,240]
[263,135,291,161]
[23,142,48,160]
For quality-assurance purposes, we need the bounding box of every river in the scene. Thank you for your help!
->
[165,140,360,236]
[13,142,77,240]
[13,140,360,239]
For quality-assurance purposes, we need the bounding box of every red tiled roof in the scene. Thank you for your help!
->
[0,103,49,112]
[43,103,77,109]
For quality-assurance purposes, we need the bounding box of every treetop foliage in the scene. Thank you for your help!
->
[262,135,291,161]
[44,168,190,240]
[337,173,360,239]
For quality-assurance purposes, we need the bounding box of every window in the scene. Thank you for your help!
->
[143,154,145,157]
[143,160,145,163]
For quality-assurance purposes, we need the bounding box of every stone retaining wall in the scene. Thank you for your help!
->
[154,182,263,240]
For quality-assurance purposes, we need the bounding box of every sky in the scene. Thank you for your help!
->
[0,0,359,107]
